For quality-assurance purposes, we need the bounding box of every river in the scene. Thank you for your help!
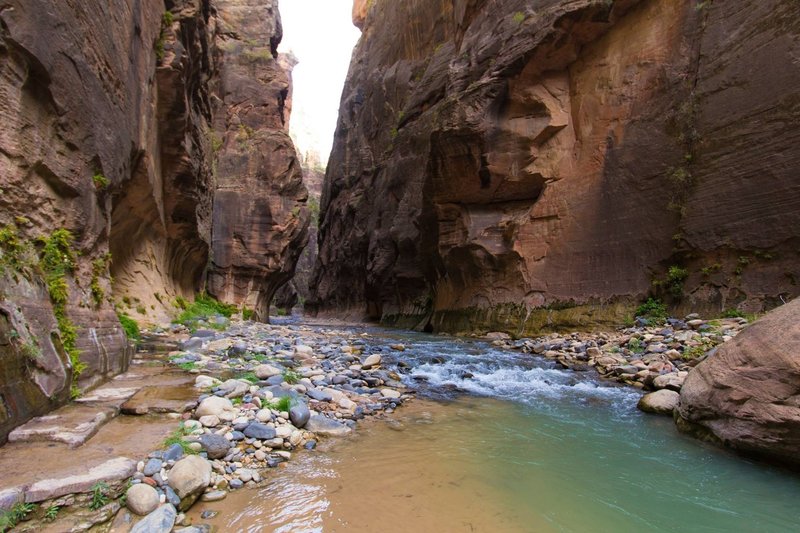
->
[187,323,800,532]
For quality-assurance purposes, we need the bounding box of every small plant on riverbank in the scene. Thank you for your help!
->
[266,395,292,412]
[237,371,259,383]
[177,361,197,371]
[282,369,300,384]
[242,306,254,321]
[89,482,109,510]
[627,337,644,354]
[682,342,712,360]
[0,502,35,531]
[163,423,197,455]
[43,505,60,523]
[634,298,668,321]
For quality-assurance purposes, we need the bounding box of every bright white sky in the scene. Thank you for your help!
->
[278,0,361,165]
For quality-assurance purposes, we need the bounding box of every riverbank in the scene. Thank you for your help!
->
[0,311,765,532]
[0,318,412,532]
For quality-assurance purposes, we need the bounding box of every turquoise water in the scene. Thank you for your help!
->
[192,325,800,532]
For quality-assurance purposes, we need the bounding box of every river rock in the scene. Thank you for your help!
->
[653,372,686,392]
[307,388,333,402]
[677,299,800,466]
[131,504,177,533]
[168,456,212,507]
[200,490,227,502]
[195,396,235,417]
[143,458,163,477]
[255,364,283,379]
[637,390,680,415]
[0,488,23,512]
[243,422,276,440]
[380,388,401,399]
[199,415,220,427]
[362,354,381,368]
[305,415,352,437]
[218,379,249,398]
[289,402,311,428]
[199,434,232,459]
[126,484,160,515]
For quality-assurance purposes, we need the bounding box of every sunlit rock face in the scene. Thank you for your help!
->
[207,0,309,321]
[311,0,800,333]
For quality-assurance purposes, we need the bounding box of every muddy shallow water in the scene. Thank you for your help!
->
[187,326,800,533]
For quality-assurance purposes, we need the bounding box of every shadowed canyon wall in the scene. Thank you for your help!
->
[311,0,800,334]
[0,0,306,442]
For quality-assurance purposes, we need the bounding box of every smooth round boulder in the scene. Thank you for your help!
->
[289,402,310,428]
[126,484,160,515]
[195,396,234,418]
[199,434,232,460]
[167,455,212,500]
[637,389,680,415]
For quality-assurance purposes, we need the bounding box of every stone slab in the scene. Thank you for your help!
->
[25,457,136,502]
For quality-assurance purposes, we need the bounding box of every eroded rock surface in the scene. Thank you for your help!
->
[676,299,800,466]
[0,0,307,440]
[312,0,800,333]
[207,0,309,320]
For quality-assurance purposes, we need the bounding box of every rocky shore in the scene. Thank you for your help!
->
[487,314,750,415]
[1,319,411,532]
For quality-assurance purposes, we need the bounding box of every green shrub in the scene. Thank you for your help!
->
[512,11,525,23]
[176,293,236,326]
[634,298,668,320]
[720,308,744,319]
[242,307,254,321]
[237,371,259,383]
[117,312,140,341]
[92,173,109,188]
[43,505,60,523]
[267,395,292,412]
[666,266,689,296]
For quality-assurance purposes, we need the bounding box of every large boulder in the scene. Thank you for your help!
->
[167,456,211,510]
[676,299,800,466]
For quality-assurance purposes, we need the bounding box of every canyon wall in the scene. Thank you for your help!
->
[0,0,306,442]
[312,0,800,334]
[207,0,308,321]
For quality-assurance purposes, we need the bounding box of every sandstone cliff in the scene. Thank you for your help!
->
[0,0,306,442]
[207,1,308,321]
[312,0,800,334]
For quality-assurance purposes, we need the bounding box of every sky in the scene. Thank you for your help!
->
[278,0,361,165]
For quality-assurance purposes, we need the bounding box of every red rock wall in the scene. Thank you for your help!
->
[0,0,306,441]
[312,0,800,333]
[206,0,309,321]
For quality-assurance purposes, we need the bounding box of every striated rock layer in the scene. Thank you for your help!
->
[676,298,800,467]
[0,0,306,441]
[207,0,308,321]
[311,0,800,334]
